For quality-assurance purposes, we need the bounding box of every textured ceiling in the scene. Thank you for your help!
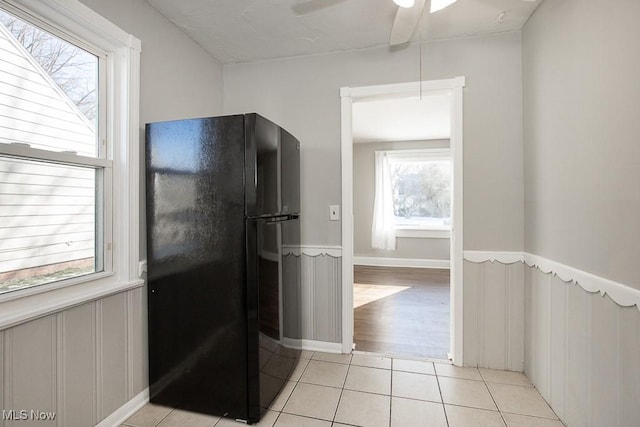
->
[145,0,541,64]
[353,94,451,143]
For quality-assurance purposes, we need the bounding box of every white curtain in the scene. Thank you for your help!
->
[371,151,396,250]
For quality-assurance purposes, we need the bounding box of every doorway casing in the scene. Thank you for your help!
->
[340,77,466,365]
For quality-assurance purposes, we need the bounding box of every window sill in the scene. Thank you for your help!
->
[396,228,451,239]
[0,275,144,330]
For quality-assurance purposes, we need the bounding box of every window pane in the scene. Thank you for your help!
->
[0,156,100,294]
[0,8,99,157]
[390,159,451,227]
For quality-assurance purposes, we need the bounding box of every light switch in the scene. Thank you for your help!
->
[329,205,340,221]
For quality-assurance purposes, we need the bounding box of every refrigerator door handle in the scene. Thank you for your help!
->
[262,214,299,224]
[247,213,298,221]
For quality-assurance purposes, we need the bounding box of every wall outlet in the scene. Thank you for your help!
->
[329,205,340,221]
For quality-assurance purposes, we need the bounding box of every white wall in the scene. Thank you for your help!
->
[353,140,450,261]
[223,31,524,251]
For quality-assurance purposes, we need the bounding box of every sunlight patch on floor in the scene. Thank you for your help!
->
[353,283,411,308]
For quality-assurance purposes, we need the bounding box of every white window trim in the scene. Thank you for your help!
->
[395,228,451,239]
[0,0,142,330]
[382,148,452,235]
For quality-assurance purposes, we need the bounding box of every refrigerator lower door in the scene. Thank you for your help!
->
[246,217,301,422]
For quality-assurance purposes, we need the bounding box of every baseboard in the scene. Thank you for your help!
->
[282,337,343,354]
[353,256,450,269]
[96,388,149,427]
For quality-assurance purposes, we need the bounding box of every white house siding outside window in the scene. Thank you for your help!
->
[0,0,140,315]
[371,149,451,250]
[0,7,106,294]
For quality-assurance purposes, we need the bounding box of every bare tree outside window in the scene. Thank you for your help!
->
[0,9,98,124]
[390,159,451,227]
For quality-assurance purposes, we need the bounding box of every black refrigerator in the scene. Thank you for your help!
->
[145,114,301,424]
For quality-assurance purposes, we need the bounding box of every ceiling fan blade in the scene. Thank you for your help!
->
[291,0,349,16]
[389,0,426,46]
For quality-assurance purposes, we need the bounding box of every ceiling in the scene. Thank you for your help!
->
[352,94,451,143]
[145,0,541,64]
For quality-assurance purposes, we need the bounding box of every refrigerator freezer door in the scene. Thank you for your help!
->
[146,116,251,420]
[280,128,301,215]
[245,114,301,218]
[245,114,279,218]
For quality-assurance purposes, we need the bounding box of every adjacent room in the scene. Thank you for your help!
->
[351,94,453,360]
[0,0,638,426]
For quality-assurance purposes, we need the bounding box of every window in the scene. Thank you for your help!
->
[371,149,451,250]
[0,7,108,295]
[388,152,451,230]
[0,0,140,309]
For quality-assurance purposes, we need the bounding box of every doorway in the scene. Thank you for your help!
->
[340,78,465,365]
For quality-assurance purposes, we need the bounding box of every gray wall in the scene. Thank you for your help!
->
[1,1,224,424]
[353,140,450,261]
[223,30,524,252]
[523,0,640,290]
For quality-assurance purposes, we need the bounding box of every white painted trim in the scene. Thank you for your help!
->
[341,77,465,364]
[282,337,343,354]
[353,256,450,269]
[340,77,466,100]
[340,92,355,354]
[463,251,525,264]
[3,0,141,51]
[524,253,640,309]
[449,81,465,366]
[0,142,112,168]
[0,279,144,330]
[95,387,149,427]
[463,251,640,310]
[282,245,342,257]
[396,229,451,239]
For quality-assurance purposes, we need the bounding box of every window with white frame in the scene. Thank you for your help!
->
[371,149,451,250]
[0,0,139,300]
[389,150,451,230]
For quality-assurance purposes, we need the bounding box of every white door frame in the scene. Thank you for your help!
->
[340,77,466,365]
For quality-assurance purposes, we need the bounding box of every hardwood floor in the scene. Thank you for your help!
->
[353,265,450,360]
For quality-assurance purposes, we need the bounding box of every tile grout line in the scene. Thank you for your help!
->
[388,358,393,427]
[434,369,450,427]
[483,376,508,426]
[330,360,352,425]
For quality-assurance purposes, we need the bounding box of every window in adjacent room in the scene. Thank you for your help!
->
[389,150,451,230]
[0,6,109,294]
[372,149,451,250]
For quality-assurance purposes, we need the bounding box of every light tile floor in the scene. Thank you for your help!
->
[122,351,564,427]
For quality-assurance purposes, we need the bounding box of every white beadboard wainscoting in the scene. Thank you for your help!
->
[462,257,525,372]
[464,251,640,427]
[0,286,147,427]
[282,246,343,352]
